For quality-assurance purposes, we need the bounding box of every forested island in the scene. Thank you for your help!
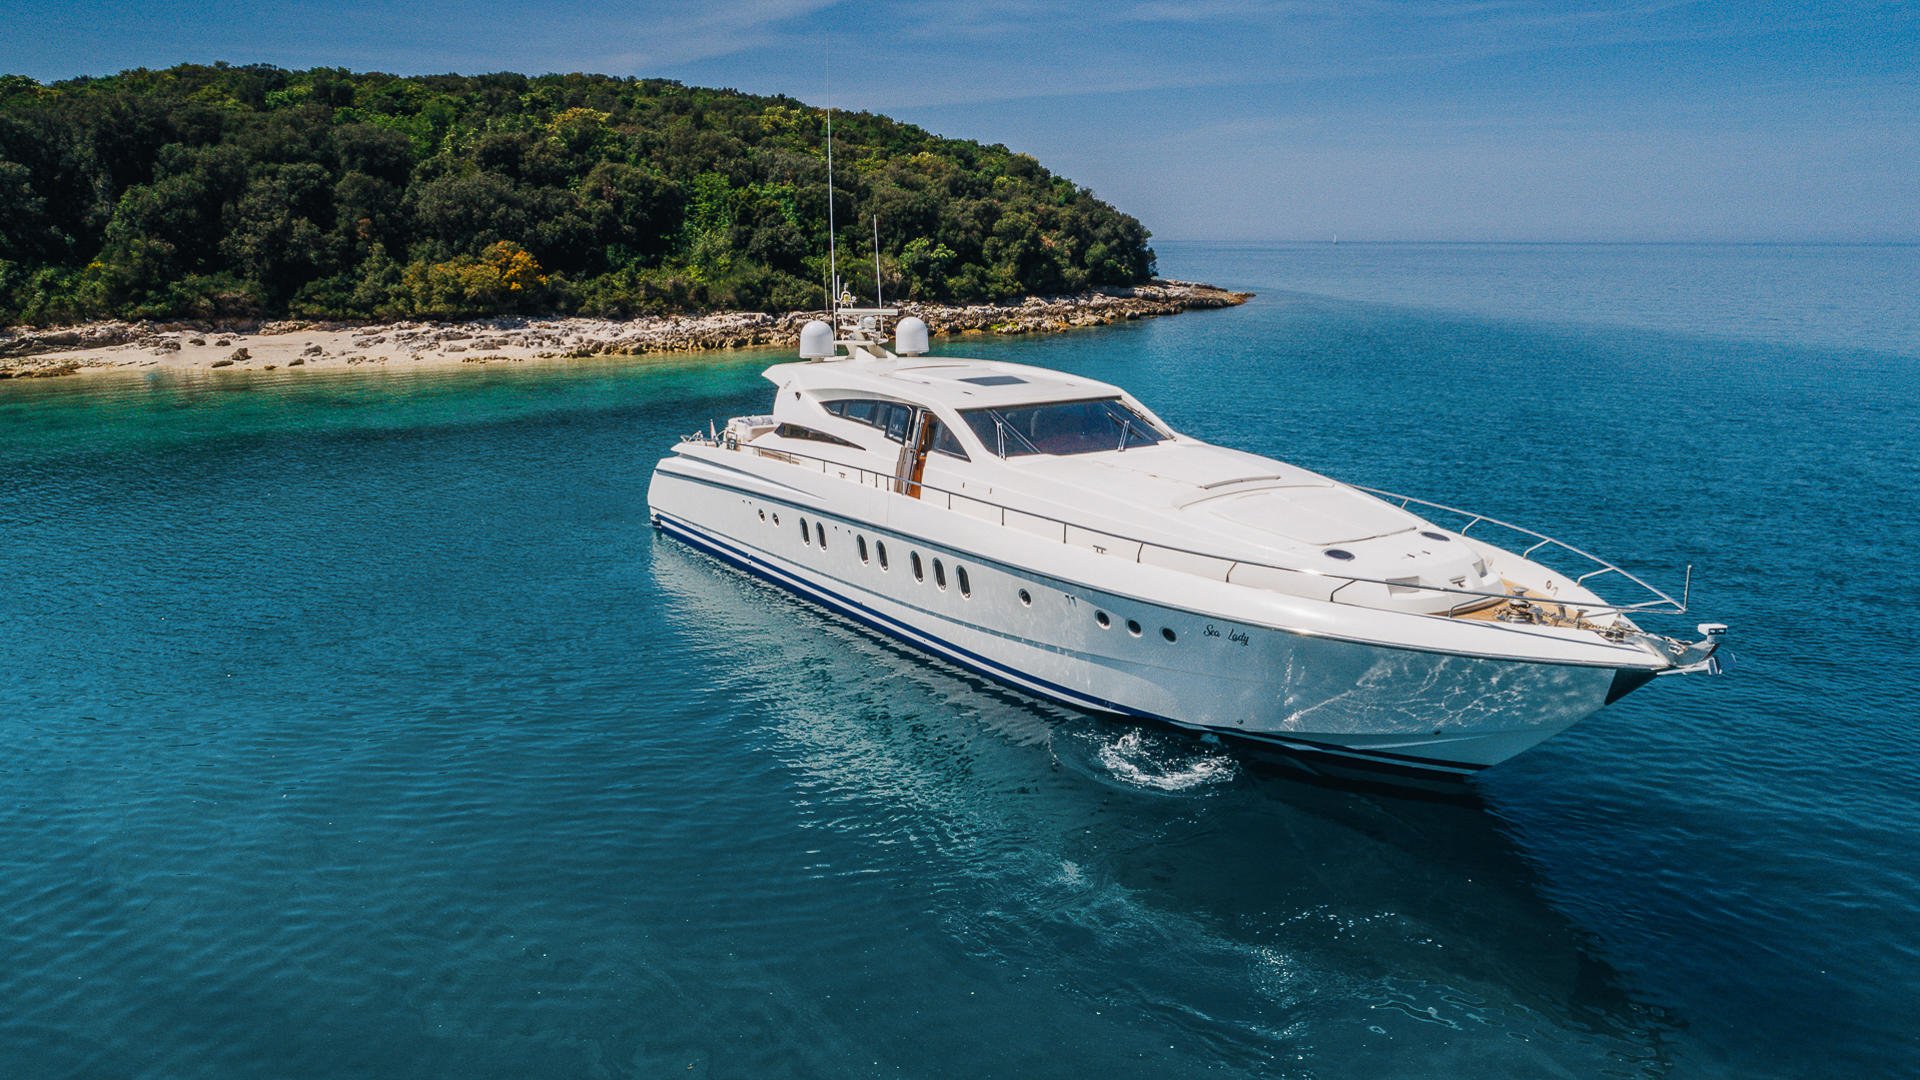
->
[0,65,1249,377]
[0,65,1163,325]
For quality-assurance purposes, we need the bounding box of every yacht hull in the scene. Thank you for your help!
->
[648,467,1636,780]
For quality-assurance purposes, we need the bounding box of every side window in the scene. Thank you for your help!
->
[928,419,970,461]
[775,422,859,447]
[823,398,914,442]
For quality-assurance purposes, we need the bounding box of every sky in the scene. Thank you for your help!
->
[4,1,1916,242]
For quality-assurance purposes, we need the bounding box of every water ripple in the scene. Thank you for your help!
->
[4,245,1916,1078]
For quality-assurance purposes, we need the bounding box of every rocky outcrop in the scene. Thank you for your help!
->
[0,321,146,358]
[511,280,1251,359]
[0,280,1252,378]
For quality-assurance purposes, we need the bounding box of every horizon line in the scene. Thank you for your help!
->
[1152,238,1920,248]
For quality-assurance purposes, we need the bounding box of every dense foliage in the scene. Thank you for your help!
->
[0,65,1155,325]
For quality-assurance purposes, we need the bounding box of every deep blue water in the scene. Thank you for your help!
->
[2,242,1915,1078]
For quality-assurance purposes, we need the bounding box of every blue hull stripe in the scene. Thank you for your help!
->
[653,512,1487,777]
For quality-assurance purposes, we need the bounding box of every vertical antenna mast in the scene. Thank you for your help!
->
[872,215,883,308]
[824,64,837,318]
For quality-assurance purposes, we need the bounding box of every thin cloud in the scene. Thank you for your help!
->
[594,0,846,69]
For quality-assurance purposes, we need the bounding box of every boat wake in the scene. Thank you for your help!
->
[1095,729,1238,792]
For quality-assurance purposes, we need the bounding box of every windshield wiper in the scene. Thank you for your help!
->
[1117,416,1135,452]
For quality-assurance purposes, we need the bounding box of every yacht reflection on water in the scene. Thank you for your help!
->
[651,541,1678,1070]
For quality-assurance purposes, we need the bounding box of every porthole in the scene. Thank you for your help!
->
[956,567,971,597]
[757,509,766,522]
[877,541,889,570]
[772,512,780,526]
[934,559,947,590]
[1126,619,1143,637]
[858,536,870,563]
[1018,588,1032,606]
[1324,548,1354,561]
[799,517,810,544]
[1420,531,1451,542]
[1161,627,1177,643]
[817,524,827,550]
[1095,611,1111,629]
[911,552,925,581]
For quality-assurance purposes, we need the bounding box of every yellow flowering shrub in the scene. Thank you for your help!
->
[398,241,550,317]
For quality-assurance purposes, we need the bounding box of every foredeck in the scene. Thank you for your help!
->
[1448,582,1606,630]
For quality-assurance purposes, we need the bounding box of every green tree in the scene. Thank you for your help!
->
[0,65,1156,324]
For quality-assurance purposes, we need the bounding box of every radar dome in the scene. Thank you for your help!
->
[798,319,835,359]
[895,316,930,356]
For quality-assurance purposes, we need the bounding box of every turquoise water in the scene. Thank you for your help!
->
[2,243,1916,1077]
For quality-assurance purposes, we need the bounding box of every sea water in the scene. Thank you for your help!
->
[1,242,1915,1077]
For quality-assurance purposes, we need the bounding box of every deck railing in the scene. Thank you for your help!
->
[677,435,1688,620]
[1352,486,1686,617]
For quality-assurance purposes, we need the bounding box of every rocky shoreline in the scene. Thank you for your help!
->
[0,280,1249,379]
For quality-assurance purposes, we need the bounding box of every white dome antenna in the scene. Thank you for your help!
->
[799,319,835,360]
[895,316,930,356]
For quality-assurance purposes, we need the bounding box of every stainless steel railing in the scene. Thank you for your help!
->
[676,434,1688,619]
[1352,486,1685,616]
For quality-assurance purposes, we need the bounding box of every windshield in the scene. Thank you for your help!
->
[960,398,1168,457]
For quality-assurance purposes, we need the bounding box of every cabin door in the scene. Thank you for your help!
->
[893,409,933,498]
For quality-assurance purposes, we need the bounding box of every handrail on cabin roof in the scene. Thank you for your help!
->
[674,434,1688,620]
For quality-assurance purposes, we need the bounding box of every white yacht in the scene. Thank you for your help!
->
[647,308,1725,781]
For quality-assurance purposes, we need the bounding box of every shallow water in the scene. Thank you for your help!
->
[2,243,1915,1077]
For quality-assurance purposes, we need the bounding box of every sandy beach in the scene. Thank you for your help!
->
[0,280,1248,380]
